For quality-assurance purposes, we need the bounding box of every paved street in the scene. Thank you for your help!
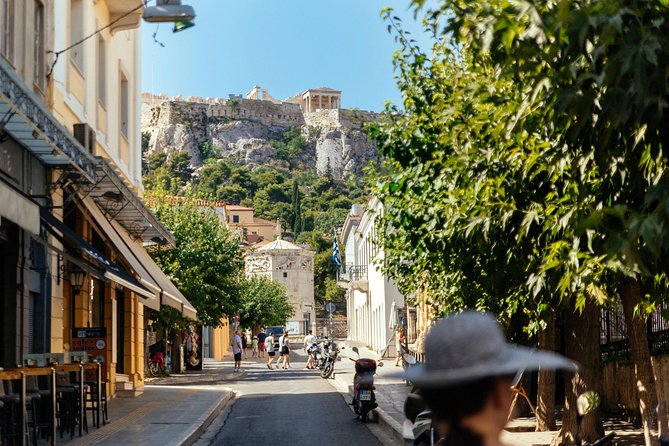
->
[202,346,384,446]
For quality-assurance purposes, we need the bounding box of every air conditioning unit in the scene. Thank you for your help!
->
[73,123,96,153]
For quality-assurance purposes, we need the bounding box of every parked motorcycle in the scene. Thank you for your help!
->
[308,341,324,370]
[402,387,435,445]
[349,346,383,422]
[147,339,166,377]
[319,339,339,379]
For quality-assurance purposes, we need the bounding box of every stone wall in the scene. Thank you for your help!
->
[316,318,348,340]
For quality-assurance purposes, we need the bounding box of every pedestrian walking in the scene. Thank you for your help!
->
[232,331,243,372]
[303,330,316,369]
[266,334,276,369]
[252,336,259,357]
[241,331,248,359]
[397,311,575,446]
[258,329,266,358]
[279,332,291,369]
[395,326,405,367]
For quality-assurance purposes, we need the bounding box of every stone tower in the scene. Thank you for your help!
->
[245,239,315,335]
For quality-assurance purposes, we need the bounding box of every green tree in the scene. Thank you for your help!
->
[149,196,243,327]
[373,2,669,442]
[170,151,194,185]
[237,275,295,332]
[198,141,222,163]
[270,127,307,161]
[410,1,669,443]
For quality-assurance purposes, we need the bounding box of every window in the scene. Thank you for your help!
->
[70,0,84,72]
[233,215,239,223]
[33,1,45,90]
[120,74,129,138]
[0,0,13,62]
[283,272,288,278]
[97,36,106,105]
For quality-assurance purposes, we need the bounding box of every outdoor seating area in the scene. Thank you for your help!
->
[0,353,108,446]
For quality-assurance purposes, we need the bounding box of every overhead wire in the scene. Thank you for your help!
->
[45,1,147,79]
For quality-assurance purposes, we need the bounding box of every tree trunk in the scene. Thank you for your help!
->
[551,303,604,446]
[621,279,658,446]
[537,314,556,431]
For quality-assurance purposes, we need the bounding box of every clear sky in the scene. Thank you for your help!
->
[141,1,432,112]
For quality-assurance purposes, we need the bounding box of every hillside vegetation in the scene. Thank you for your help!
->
[142,127,373,306]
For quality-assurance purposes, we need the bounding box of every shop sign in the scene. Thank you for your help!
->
[71,327,108,380]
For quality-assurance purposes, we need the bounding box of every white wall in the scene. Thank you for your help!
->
[347,197,405,352]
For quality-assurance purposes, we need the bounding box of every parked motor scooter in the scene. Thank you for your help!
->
[349,346,383,422]
[147,339,166,377]
[402,387,435,445]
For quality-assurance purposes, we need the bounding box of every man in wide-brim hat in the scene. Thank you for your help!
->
[397,311,576,446]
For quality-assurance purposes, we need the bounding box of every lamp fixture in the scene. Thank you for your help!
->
[143,0,196,23]
[69,264,86,294]
[173,20,195,33]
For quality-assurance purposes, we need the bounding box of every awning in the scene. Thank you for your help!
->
[120,235,197,320]
[84,158,176,246]
[78,196,161,311]
[0,181,39,235]
[0,58,175,247]
[0,57,96,181]
[39,208,154,300]
[113,228,197,320]
[77,196,196,320]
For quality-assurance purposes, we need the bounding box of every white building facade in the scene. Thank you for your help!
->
[339,199,405,352]
[245,239,316,335]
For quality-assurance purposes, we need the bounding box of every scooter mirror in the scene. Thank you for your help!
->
[352,346,359,354]
[576,391,600,416]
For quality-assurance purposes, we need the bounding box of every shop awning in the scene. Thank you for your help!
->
[39,208,154,301]
[78,196,196,320]
[0,58,174,248]
[121,237,197,320]
[0,181,39,235]
[78,196,161,311]
[0,57,97,181]
[86,159,176,247]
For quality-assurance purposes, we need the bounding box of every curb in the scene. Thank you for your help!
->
[181,390,234,446]
[328,371,405,444]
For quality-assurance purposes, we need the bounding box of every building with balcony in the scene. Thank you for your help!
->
[338,199,405,352]
[0,0,196,398]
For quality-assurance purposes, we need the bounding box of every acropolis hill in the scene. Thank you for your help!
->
[141,86,380,179]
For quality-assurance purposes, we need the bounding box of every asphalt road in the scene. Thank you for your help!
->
[206,346,384,446]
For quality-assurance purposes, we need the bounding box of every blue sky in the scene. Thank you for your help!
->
[141,1,433,112]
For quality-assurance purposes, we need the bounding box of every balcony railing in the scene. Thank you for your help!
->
[348,265,368,281]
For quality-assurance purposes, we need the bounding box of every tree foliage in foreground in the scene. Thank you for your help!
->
[375,2,669,444]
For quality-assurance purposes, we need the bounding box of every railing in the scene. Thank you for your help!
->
[600,305,669,360]
[348,265,368,281]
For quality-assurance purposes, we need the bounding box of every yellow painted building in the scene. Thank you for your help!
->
[0,0,196,398]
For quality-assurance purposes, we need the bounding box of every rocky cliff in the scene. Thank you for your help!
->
[141,97,379,179]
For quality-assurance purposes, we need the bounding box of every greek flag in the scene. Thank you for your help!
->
[332,230,342,270]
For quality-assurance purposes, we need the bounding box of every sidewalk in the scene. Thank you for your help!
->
[331,341,645,446]
[59,358,237,446]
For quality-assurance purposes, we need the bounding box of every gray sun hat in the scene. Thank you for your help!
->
[398,311,577,387]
